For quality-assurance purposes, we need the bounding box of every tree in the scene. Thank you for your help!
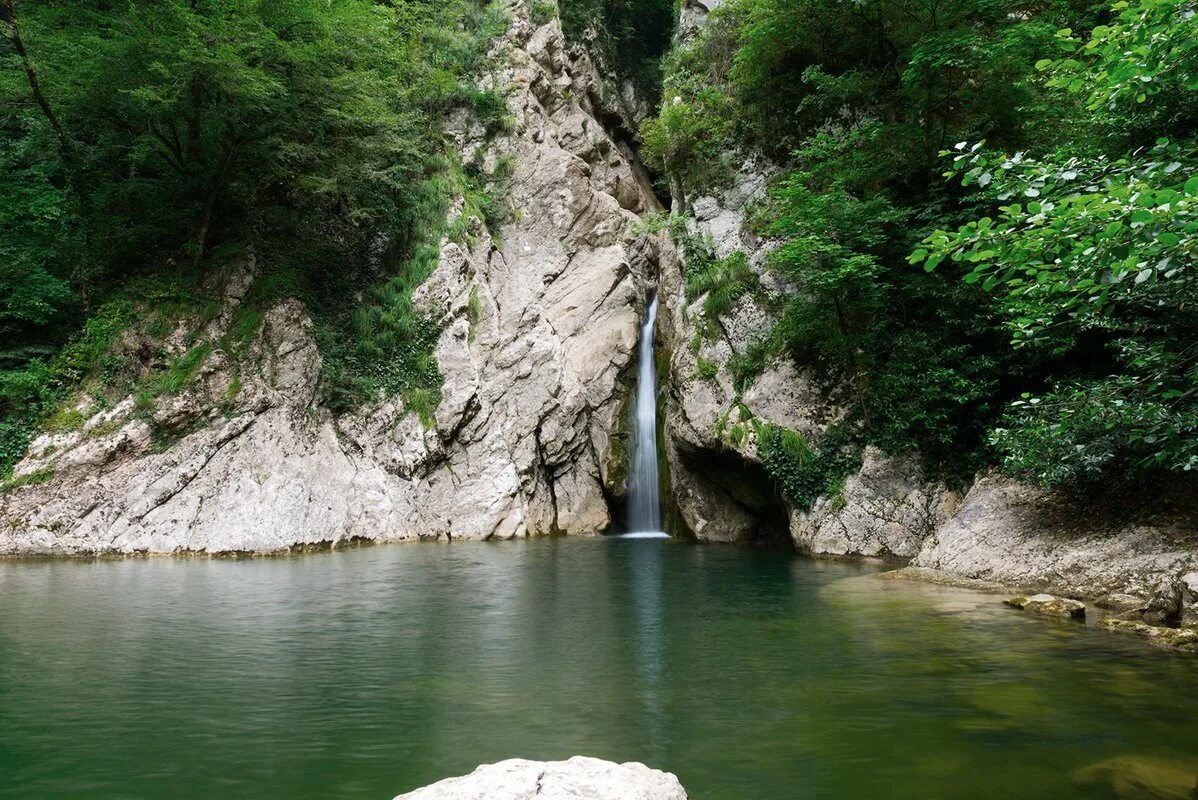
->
[916,0,1198,485]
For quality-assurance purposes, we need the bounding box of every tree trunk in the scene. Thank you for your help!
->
[2,0,73,163]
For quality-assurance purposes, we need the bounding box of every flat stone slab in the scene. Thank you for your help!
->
[394,757,689,800]
[878,566,1009,593]
[1004,594,1086,619]
[1099,618,1198,654]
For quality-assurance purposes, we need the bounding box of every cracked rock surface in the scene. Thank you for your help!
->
[0,1,668,555]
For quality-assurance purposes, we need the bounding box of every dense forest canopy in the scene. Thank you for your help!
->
[1,0,507,475]
[640,0,1197,492]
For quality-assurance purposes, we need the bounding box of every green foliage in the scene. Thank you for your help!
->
[763,126,902,371]
[1,0,511,464]
[42,405,86,435]
[918,0,1198,486]
[991,350,1198,484]
[756,423,860,511]
[639,6,740,192]
[558,0,676,98]
[641,0,1140,487]
[919,140,1197,345]
[316,153,511,416]
[467,284,482,344]
[0,466,55,495]
[223,307,263,357]
[532,0,558,26]
[687,251,757,319]
[0,298,135,477]
[1040,0,1198,116]
[144,343,213,398]
[642,0,1093,195]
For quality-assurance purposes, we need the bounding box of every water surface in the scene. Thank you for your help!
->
[1,538,1196,799]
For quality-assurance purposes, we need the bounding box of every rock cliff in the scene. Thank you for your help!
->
[0,0,672,555]
[657,0,1198,640]
[657,2,959,554]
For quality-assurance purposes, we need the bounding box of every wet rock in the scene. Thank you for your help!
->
[1099,619,1198,654]
[1004,594,1086,620]
[1180,572,1198,628]
[394,757,688,800]
[1144,576,1185,627]
[1073,755,1198,800]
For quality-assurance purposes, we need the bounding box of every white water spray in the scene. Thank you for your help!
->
[624,295,667,538]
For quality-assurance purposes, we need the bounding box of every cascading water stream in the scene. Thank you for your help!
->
[623,294,668,539]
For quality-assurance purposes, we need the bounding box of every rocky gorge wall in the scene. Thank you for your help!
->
[657,0,1198,638]
[0,0,674,555]
[2,0,1197,644]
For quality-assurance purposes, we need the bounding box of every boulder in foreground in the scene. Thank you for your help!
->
[394,757,688,800]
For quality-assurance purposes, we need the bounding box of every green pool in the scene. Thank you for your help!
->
[1,538,1195,799]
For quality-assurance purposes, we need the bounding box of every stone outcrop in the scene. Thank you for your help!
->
[394,757,688,800]
[790,448,958,559]
[911,473,1198,606]
[0,0,672,555]
[1003,594,1087,620]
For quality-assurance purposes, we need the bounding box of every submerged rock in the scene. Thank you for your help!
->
[878,567,1009,593]
[1096,593,1150,614]
[1004,594,1086,620]
[1073,755,1198,800]
[1099,619,1198,654]
[394,757,688,800]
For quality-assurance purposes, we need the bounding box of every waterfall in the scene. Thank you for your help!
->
[623,295,668,538]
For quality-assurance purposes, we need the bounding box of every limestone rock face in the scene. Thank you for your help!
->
[0,1,669,555]
[790,448,958,559]
[394,757,688,800]
[911,473,1198,603]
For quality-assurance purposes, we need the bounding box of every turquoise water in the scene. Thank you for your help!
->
[1,538,1196,799]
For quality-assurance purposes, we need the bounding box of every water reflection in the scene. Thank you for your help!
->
[621,539,667,759]
[1,540,1196,800]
